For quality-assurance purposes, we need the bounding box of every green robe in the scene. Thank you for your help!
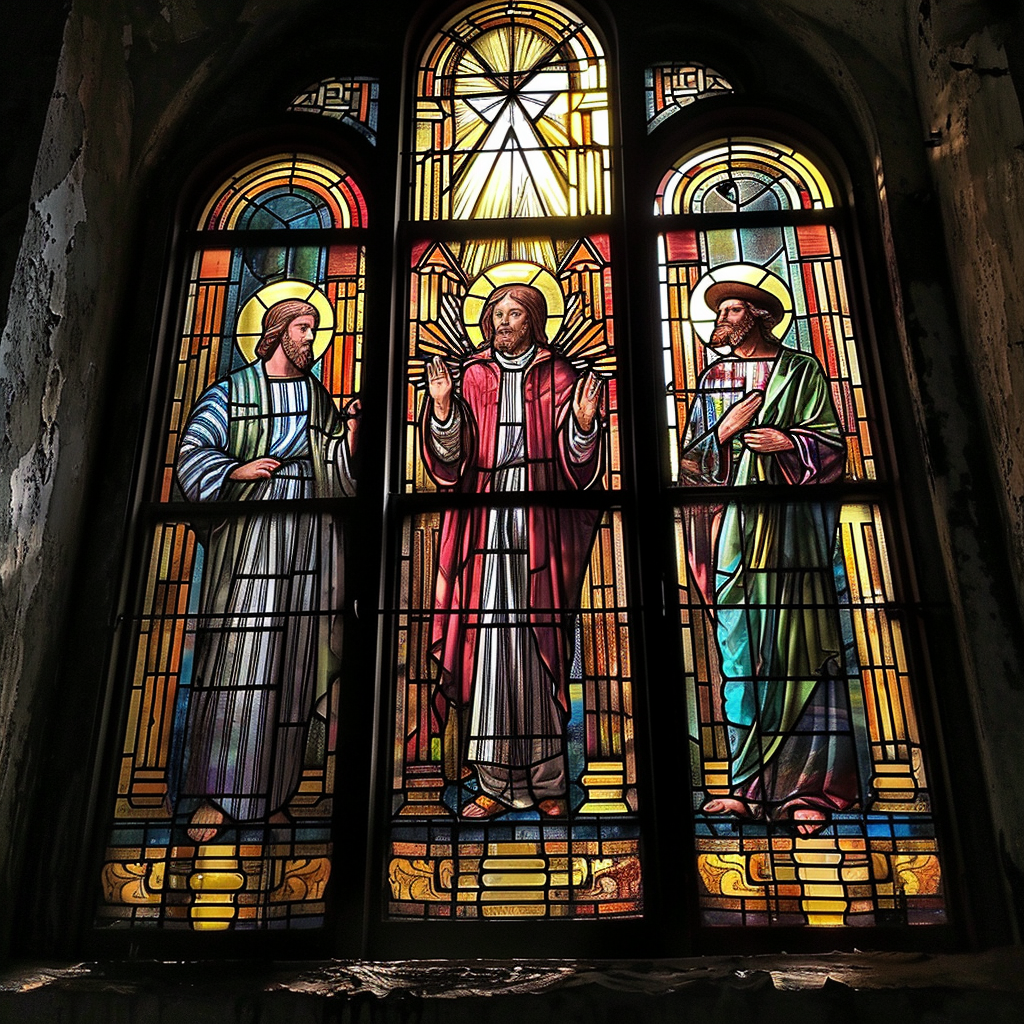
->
[682,347,857,813]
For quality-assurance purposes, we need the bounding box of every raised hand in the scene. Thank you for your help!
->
[716,391,763,443]
[742,427,795,452]
[345,397,362,457]
[229,457,281,481]
[572,370,603,434]
[427,356,453,422]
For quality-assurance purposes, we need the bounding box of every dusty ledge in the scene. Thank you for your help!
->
[1,948,1022,1000]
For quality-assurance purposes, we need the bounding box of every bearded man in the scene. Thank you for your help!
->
[422,283,604,818]
[176,298,358,842]
[679,282,859,834]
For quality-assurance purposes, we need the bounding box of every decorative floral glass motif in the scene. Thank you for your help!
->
[98,155,366,930]
[658,138,945,926]
[289,78,381,145]
[645,63,734,133]
[386,233,641,920]
[412,0,611,221]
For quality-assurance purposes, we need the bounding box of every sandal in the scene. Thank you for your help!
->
[537,798,568,818]
[460,794,509,819]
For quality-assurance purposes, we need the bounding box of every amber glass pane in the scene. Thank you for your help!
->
[290,78,380,144]
[412,1,611,220]
[645,63,734,133]
[656,137,834,216]
[199,153,368,230]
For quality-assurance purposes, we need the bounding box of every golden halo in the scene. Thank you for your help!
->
[690,263,794,344]
[235,280,336,364]
[463,262,565,348]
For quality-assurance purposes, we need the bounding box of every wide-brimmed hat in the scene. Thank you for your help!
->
[704,281,785,326]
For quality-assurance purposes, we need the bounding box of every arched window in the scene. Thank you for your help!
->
[97,152,367,931]
[85,3,960,947]
[384,0,643,922]
[654,135,946,926]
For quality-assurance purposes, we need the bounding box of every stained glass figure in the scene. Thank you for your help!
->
[289,77,380,145]
[387,237,641,920]
[412,1,611,221]
[645,63,734,132]
[657,138,945,927]
[98,155,366,930]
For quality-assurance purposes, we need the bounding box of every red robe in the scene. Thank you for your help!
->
[421,344,603,722]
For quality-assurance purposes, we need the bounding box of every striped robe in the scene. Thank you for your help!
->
[176,362,354,823]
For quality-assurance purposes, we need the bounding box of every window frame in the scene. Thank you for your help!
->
[49,3,1006,962]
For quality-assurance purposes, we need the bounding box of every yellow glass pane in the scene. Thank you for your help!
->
[413,1,611,221]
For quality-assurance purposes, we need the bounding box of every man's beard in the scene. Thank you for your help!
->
[709,310,757,354]
[493,322,531,355]
[282,333,314,371]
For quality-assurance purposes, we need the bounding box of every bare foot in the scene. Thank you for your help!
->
[791,807,828,836]
[702,797,755,818]
[537,798,568,818]
[461,794,508,819]
[187,802,225,843]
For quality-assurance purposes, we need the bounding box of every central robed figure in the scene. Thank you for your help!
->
[421,282,605,819]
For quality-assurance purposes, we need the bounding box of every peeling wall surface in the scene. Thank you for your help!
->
[0,3,133,955]
[905,0,1024,927]
[912,8,1024,618]
[1,0,1023,988]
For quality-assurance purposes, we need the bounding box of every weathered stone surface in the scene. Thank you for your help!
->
[0,950,1022,1022]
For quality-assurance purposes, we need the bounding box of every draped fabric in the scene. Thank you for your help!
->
[681,347,859,817]
[176,363,353,822]
[421,344,601,807]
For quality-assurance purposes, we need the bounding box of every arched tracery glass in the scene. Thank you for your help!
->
[656,136,946,927]
[412,0,611,220]
[98,153,367,930]
[385,2,641,922]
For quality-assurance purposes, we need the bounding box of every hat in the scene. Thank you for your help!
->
[704,281,785,326]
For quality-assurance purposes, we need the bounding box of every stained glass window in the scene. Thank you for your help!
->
[645,63,734,132]
[411,1,611,221]
[98,154,366,930]
[289,78,381,145]
[385,234,641,920]
[656,137,945,927]
[387,1,639,921]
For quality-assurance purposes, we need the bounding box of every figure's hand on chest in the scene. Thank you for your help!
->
[716,391,763,443]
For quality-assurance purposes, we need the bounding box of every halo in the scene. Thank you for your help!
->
[235,280,336,364]
[690,263,794,344]
[463,262,565,348]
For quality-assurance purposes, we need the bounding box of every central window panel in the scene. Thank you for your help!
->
[385,232,641,919]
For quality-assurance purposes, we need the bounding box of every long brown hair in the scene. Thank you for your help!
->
[254,299,319,359]
[479,284,548,347]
